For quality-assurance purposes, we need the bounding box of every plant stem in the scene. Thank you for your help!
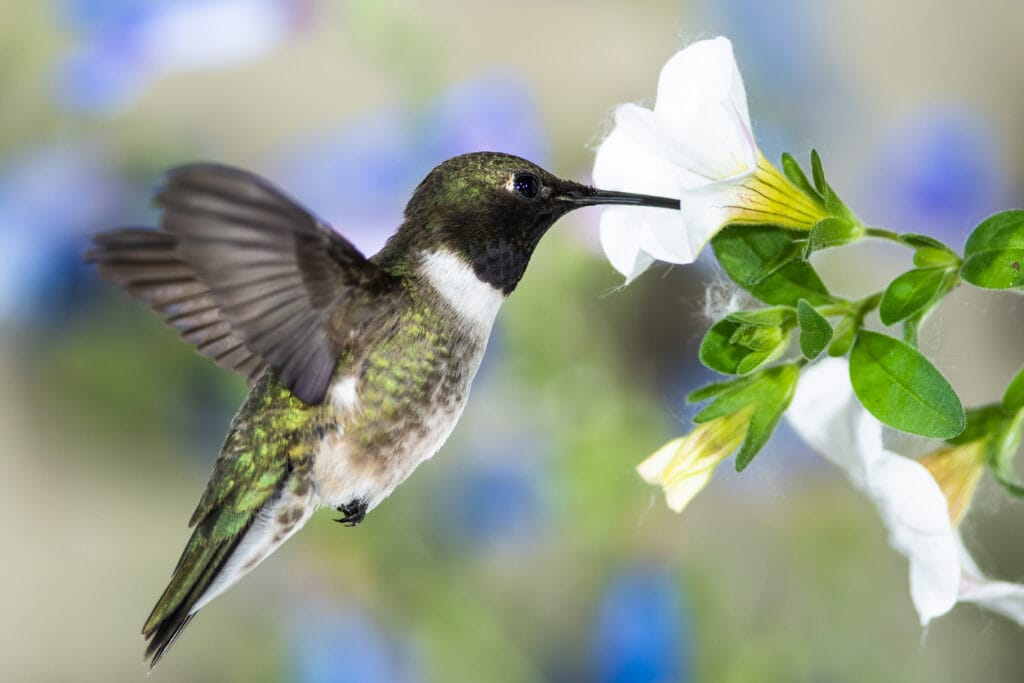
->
[865,227,904,244]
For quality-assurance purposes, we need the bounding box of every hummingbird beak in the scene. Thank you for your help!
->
[557,185,680,211]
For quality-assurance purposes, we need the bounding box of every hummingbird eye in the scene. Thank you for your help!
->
[512,173,540,199]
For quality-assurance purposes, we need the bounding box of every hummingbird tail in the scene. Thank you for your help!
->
[142,476,316,668]
[142,528,247,668]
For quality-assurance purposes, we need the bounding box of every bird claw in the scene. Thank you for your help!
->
[334,499,368,527]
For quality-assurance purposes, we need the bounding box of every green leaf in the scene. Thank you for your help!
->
[693,364,800,471]
[913,247,959,269]
[807,216,863,252]
[849,331,965,438]
[780,153,823,205]
[899,233,950,250]
[700,318,785,375]
[726,306,796,327]
[878,267,947,326]
[808,150,857,224]
[729,324,784,353]
[810,149,827,195]
[797,300,833,359]
[700,319,749,375]
[712,225,834,307]
[987,408,1024,497]
[827,316,857,357]
[686,376,750,403]
[961,210,1024,289]
[1003,365,1024,412]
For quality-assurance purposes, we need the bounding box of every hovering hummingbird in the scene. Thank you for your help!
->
[88,152,678,667]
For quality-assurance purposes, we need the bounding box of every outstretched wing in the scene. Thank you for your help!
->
[88,164,398,404]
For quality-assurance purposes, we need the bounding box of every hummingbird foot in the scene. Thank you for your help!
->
[334,499,368,527]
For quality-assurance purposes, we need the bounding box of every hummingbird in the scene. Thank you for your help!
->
[87,151,677,667]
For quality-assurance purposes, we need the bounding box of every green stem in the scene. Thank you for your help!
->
[855,292,883,317]
[816,303,855,318]
[865,227,904,244]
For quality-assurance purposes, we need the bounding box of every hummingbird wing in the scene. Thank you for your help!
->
[142,376,317,667]
[88,164,399,403]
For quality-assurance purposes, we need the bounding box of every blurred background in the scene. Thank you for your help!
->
[3,0,1024,681]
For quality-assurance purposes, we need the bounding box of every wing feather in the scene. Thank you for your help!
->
[88,164,399,403]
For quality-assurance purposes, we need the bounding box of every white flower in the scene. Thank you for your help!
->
[593,37,827,282]
[786,358,1024,627]
[637,405,754,513]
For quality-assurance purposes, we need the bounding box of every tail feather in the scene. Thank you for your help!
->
[142,525,248,668]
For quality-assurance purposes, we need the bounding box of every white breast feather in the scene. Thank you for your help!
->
[417,249,505,332]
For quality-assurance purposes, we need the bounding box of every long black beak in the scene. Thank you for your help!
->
[558,186,679,210]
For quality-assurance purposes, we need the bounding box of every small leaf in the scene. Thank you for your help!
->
[687,376,750,403]
[913,247,959,269]
[987,408,1024,497]
[808,217,863,251]
[899,233,950,250]
[849,331,965,438]
[693,364,801,471]
[780,153,823,205]
[810,149,826,195]
[961,210,1024,289]
[700,318,786,376]
[878,267,948,326]
[726,306,796,327]
[827,316,857,357]
[729,324,784,352]
[700,319,749,375]
[807,149,858,224]
[712,226,834,307]
[797,300,833,359]
[1003,365,1024,412]
[735,364,800,471]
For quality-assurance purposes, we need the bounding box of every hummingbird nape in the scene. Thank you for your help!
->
[86,151,678,667]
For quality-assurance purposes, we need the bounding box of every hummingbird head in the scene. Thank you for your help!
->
[377,152,678,295]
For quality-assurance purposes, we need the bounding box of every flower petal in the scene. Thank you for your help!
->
[652,37,756,185]
[593,107,682,195]
[599,210,656,282]
[787,358,960,625]
[678,177,751,258]
[955,536,1024,625]
[785,358,868,480]
[636,437,685,485]
[663,468,714,513]
[867,453,960,624]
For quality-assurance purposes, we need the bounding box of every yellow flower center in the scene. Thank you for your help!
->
[918,440,986,526]
[725,152,829,231]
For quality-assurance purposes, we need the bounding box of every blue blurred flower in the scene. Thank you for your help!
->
[272,72,548,255]
[0,143,131,323]
[288,602,422,683]
[53,0,311,114]
[437,439,548,551]
[591,565,690,683]
[870,107,1003,243]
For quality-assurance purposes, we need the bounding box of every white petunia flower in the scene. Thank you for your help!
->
[786,358,1024,627]
[593,37,827,282]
